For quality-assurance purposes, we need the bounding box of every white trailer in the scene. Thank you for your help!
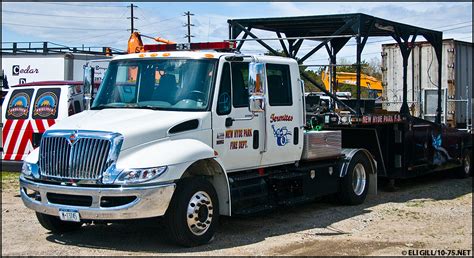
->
[381,39,473,130]
[1,53,110,86]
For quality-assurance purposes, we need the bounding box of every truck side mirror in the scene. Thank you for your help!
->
[248,62,266,113]
[83,66,94,110]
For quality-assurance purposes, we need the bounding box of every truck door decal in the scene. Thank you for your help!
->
[6,89,34,120]
[271,125,292,146]
[32,88,60,119]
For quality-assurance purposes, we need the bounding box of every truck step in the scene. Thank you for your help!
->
[268,171,306,180]
[277,196,313,206]
[232,204,275,216]
[229,172,262,182]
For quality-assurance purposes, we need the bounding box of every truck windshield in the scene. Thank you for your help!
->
[92,58,217,111]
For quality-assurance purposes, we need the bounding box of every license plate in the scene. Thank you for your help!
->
[58,209,80,222]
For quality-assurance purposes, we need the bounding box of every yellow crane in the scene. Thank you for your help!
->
[321,70,383,97]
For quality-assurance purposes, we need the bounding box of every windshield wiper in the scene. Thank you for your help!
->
[90,105,126,110]
[136,105,162,110]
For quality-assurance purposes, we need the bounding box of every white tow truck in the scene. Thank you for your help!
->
[20,42,377,246]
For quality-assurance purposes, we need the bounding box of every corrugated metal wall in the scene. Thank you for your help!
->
[382,39,472,128]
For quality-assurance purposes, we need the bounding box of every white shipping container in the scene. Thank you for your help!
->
[381,39,472,129]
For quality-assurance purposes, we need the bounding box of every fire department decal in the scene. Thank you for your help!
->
[32,88,61,119]
[225,128,252,150]
[272,125,292,146]
[6,89,34,119]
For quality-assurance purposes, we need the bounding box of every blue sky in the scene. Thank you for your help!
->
[2,2,472,64]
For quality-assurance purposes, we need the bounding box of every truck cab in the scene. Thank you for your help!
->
[20,45,376,247]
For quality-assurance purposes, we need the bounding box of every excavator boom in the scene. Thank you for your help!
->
[127,32,175,54]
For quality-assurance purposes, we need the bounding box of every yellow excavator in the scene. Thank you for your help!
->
[321,70,382,98]
[127,32,175,54]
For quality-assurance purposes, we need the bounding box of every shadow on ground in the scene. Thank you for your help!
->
[45,171,472,253]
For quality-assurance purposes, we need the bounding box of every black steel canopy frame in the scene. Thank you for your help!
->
[228,13,444,124]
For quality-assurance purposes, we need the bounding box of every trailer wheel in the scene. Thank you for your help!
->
[36,212,83,233]
[164,177,219,247]
[456,150,472,178]
[338,152,372,205]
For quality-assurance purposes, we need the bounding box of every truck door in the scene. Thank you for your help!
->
[261,63,302,166]
[212,61,264,171]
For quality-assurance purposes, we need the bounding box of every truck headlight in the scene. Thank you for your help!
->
[21,162,39,179]
[114,166,167,185]
[21,162,32,177]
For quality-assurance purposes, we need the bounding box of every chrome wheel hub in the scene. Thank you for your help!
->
[352,163,367,196]
[187,191,213,236]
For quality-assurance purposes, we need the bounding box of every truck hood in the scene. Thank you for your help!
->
[50,109,210,150]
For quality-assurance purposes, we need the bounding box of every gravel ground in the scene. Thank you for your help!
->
[1,171,472,256]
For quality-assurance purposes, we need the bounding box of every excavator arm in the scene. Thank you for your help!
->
[127,32,175,54]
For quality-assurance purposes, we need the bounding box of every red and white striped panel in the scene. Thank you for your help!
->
[2,119,55,161]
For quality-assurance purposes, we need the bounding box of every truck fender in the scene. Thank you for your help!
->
[180,157,231,216]
[116,139,232,216]
[339,148,377,195]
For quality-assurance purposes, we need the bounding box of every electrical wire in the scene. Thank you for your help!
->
[39,3,128,8]
[1,9,127,19]
[427,46,437,87]
[2,22,125,31]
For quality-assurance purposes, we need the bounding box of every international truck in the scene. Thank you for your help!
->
[19,42,380,246]
[19,41,471,247]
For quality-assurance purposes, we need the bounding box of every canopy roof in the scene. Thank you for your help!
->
[228,13,444,123]
[228,13,442,43]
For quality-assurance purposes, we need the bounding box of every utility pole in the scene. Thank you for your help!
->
[127,3,139,33]
[183,11,194,43]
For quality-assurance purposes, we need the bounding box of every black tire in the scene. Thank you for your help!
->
[338,152,372,205]
[35,212,83,233]
[456,150,472,178]
[164,177,219,247]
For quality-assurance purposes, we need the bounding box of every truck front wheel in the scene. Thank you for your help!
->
[36,212,83,233]
[338,152,372,205]
[164,177,219,247]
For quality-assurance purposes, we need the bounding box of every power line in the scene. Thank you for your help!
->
[183,11,194,43]
[40,2,127,8]
[137,15,181,27]
[3,22,125,31]
[1,9,126,19]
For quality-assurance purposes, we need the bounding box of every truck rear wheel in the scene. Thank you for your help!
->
[36,212,83,233]
[456,150,472,178]
[338,152,371,205]
[164,177,219,247]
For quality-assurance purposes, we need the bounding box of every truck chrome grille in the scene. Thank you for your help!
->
[39,136,111,180]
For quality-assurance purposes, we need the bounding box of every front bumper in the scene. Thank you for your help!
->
[20,177,175,220]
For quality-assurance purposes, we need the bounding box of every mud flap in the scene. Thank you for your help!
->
[368,172,377,195]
